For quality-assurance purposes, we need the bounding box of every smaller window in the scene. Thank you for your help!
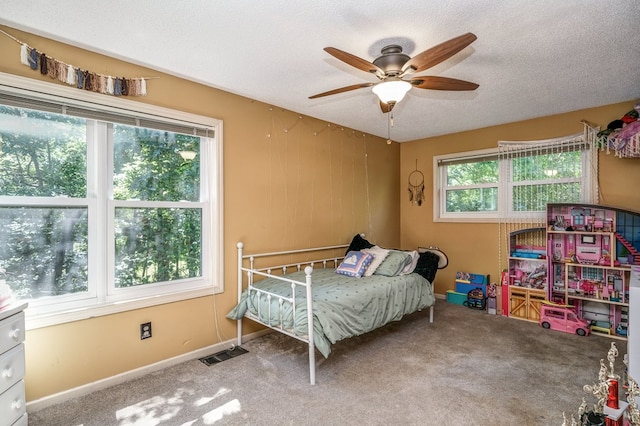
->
[434,136,593,222]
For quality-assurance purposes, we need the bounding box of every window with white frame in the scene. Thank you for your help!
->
[0,73,223,327]
[434,134,594,221]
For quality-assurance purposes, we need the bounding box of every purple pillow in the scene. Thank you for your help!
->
[336,251,374,278]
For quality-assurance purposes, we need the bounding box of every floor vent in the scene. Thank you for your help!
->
[199,346,248,366]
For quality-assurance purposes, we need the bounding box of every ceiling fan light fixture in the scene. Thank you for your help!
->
[372,80,412,104]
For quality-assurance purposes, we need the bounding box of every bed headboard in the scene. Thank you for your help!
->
[237,241,349,276]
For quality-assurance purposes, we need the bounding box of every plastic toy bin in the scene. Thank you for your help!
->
[455,281,487,297]
[446,290,467,305]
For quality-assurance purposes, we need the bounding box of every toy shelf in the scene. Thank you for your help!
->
[506,227,548,322]
[567,294,628,306]
[546,203,639,339]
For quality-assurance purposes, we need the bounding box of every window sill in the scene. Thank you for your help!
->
[434,216,501,224]
[24,287,218,330]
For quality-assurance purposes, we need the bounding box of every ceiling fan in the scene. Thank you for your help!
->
[309,33,479,113]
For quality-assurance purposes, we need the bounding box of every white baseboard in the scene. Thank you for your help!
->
[434,292,446,300]
[26,328,271,413]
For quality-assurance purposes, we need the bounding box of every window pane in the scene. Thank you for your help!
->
[113,125,200,202]
[512,151,581,182]
[512,182,582,212]
[0,207,88,298]
[0,106,87,197]
[114,207,202,287]
[446,160,498,186]
[446,187,498,212]
[511,150,583,213]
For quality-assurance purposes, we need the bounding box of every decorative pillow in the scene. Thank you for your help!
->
[336,251,374,278]
[344,234,374,256]
[413,250,440,282]
[361,246,390,276]
[399,250,420,275]
[374,250,412,277]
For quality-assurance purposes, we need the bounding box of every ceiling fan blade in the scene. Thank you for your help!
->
[308,82,374,99]
[379,101,395,113]
[401,33,477,75]
[410,76,479,91]
[324,47,384,77]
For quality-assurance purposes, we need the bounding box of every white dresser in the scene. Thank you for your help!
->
[0,303,27,426]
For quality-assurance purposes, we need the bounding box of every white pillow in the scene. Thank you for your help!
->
[361,246,390,277]
[399,250,420,275]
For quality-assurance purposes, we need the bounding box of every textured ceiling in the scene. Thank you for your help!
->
[1,1,639,142]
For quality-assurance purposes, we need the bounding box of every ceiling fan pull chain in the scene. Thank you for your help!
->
[386,112,392,144]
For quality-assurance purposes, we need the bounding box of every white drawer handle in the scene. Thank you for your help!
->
[12,398,23,410]
[9,328,21,340]
[2,367,13,378]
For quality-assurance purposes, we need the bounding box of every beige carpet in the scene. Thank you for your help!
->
[28,301,628,425]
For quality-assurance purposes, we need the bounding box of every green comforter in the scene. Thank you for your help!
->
[226,269,435,358]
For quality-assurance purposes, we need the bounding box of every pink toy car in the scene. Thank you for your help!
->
[540,303,590,336]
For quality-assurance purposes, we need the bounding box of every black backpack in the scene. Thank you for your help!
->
[463,287,486,310]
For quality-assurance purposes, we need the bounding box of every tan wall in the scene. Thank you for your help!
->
[0,25,400,401]
[400,101,640,295]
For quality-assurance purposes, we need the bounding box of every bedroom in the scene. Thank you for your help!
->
[0,1,639,423]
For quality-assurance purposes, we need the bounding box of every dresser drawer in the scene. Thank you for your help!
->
[11,413,29,426]
[0,380,26,426]
[0,312,24,355]
[10,413,27,426]
[0,344,24,395]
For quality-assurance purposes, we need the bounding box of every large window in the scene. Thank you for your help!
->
[0,73,223,327]
[434,135,593,221]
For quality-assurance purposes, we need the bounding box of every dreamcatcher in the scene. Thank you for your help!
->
[408,161,425,206]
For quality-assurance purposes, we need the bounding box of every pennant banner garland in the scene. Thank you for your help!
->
[2,28,155,97]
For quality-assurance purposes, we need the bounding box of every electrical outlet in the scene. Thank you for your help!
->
[140,322,152,340]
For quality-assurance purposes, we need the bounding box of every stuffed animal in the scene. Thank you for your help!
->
[595,101,640,157]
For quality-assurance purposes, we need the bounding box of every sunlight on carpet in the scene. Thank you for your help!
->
[201,399,242,424]
[114,387,242,425]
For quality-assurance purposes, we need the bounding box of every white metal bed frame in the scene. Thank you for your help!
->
[236,241,348,385]
[235,241,439,385]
